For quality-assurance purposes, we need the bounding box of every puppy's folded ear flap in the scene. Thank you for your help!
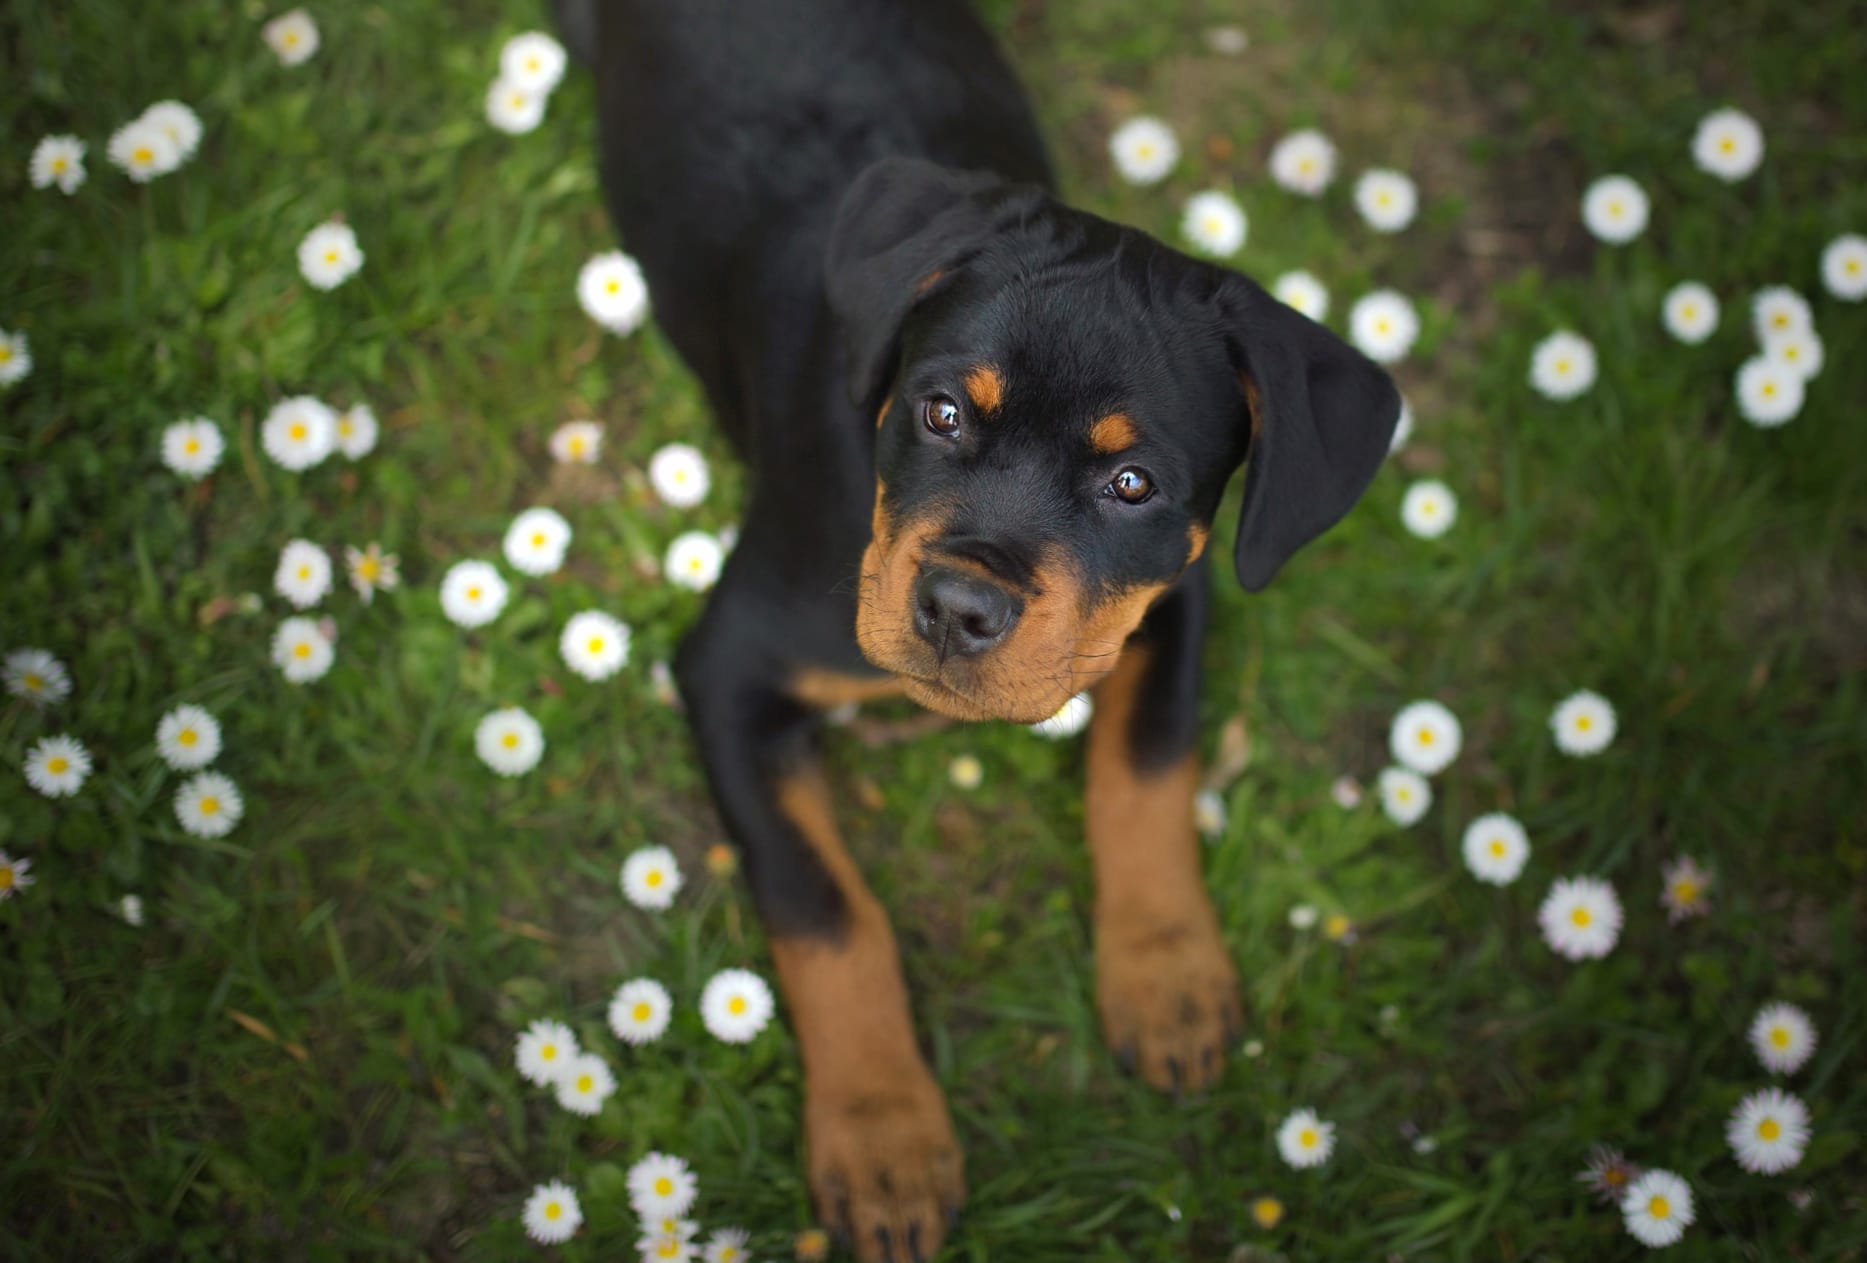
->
[1220,275,1401,591]
[824,158,1007,410]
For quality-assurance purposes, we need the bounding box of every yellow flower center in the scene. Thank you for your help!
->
[284,30,300,47]
[720,1250,739,1262]
[1649,1195,1670,1220]
[1605,1167,1629,1188]
[654,1176,674,1197]
[1770,1026,1790,1048]
[511,94,525,109]
[1681,304,1697,319]
[1758,1118,1781,1141]
[185,438,200,454]
[1298,1128,1318,1148]
[1576,715,1592,731]
[324,250,338,265]
[544,1201,561,1221]
[133,146,153,165]
[22,672,42,691]
[1396,788,1412,803]
[1137,143,1155,160]
[179,728,198,746]
[502,732,519,749]
[1376,319,1391,334]
[728,995,748,1016]
[1672,880,1698,903]
[568,436,587,456]
[606,279,620,294]
[466,586,482,601]
[1250,1197,1283,1229]
[1299,158,1315,174]
[531,531,546,548]
[1720,136,1734,153]
[293,642,311,659]
[52,157,67,172]
[575,1074,593,1093]
[1570,906,1592,927]
[526,56,540,70]
[1762,383,1776,397]
[645,869,663,888]
[200,796,220,815]
[1378,193,1392,207]
[1488,839,1506,858]
[0,868,13,891]
[297,565,311,581]
[657,1243,679,1259]
[289,421,308,441]
[1204,216,1222,234]
[1773,313,1789,328]
[632,1001,652,1022]
[1556,358,1571,374]
[588,637,605,654]
[1417,726,1434,745]
[47,756,69,775]
[338,419,353,437]
[357,557,380,582]
[1848,259,1862,275]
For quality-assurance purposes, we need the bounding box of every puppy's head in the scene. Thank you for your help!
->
[827,158,1399,724]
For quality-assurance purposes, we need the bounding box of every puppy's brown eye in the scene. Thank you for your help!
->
[1109,467,1154,504]
[921,395,961,437]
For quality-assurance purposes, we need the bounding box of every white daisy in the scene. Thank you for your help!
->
[503,506,573,577]
[156,704,222,771]
[106,118,180,182]
[1275,1107,1336,1169]
[627,1151,699,1219]
[1030,691,1094,739]
[1621,1169,1694,1249]
[334,403,378,459]
[1194,787,1226,839]
[664,531,725,592]
[439,559,510,629]
[0,852,33,901]
[1659,854,1713,923]
[1735,356,1805,428]
[1288,903,1319,930]
[560,610,631,682]
[639,1232,698,1262]
[1354,168,1417,233]
[1388,699,1462,775]
[298,221,364,291]
[1581,174,1650,245]
[703,1227,752,1263]
[1550,689,1616,755]
[1389,397,1414,453]
[550,420,603,464]
[161,417,225,479]
[475,706,544,777]
[500,31,567,94]
[648,443,712,509]
[263,9,320,66]
[1749,1001,1818,1075]
[174,771,244,839]
[515,1017,579,1085]
[118,893,145,925]
[4,648,72,706]
[522,1179,583,1245]
[345,542,399,602]
[554,1051,616,1116]
[1347,290,1419,364]
[1752,285,1812,340]
[29,135,87,195]
[646,1217,700,1244]
[1461,813,1529,886]
[24,734,92,798]
[272,616,335,683]
[1268,129,1337,196]
[1537,876,1623,961]
[1181,190,1248,257]
[1203,25,1249,54]
[608,978,674,1046]
[948,753,984,790]
[577,250,651,335]
[1331,775,1363,809]
[1691,107,1763,182]
[1529,330,1598,401]
[0,328,30,387]
[620,845,684,910]
[1377,765,1431,826]
[1821,233,1867,301]
[486,78,547,136]
[274,539,333,609]
[1762,328,1823,380]
[1399,479,1457,540]
[139,101,203,163]
[1272,269,1329,322]
[700,968,775,1044]
[1727,1087,1810,1175]
[1108,116,1179,186]
[261,396,337,471]
[1661,281,1719,345]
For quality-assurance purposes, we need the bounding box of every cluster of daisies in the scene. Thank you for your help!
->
[486,31,571,135]
[511,843,772,1255]
[1532,108,1860,428]
[7,647,246,847]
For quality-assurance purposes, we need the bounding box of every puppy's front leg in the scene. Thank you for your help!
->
[677,627,962,1262]
[1085,569,1243,1092]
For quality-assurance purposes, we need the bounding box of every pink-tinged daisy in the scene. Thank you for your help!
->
[1621,1169,1694,1248]
[1659,855,1712,923]
[4,648,72,707]
[1108,116,1179,185]
[29,135,86,194]
[263,9,320,66]
[1748,1001,1817,1075]
[1577,1144,1642,1206]
[1727,1087,1810,1174]
[550,420,603,464]
[344,542,399,602]
[627,1151,699,1219]
[521,1179,583,1244]
[24,733,92,798]
[1538,876,1623,960]
[0,852,35,901]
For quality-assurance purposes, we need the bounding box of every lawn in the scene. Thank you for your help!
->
[3,0,1864,1259]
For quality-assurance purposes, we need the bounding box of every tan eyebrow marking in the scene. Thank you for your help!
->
[1089,412,1140,454]
[963,365,1005,415]
[1185,524,1210,566]
[875,397,892,430]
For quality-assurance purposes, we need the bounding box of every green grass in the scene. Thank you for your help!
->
[4,0,1865,1258]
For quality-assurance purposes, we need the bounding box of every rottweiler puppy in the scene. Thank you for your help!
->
[560,1,1399,1257]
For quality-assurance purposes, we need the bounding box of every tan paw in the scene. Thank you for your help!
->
[1096,914,1243,1093]
[805,1068,966,1262]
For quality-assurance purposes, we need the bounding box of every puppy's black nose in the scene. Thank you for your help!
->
[913,567,1019,658]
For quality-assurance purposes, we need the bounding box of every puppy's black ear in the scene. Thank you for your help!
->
[1219,275,1401,591]
[824,158,1008,410]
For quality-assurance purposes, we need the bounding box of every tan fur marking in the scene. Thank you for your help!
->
[1089,412,1140,454]
[914,269,946,296]
[1185,524,1210,566]
[875,397,893,431]
[789,667,907,711]
[962,365,1004,415]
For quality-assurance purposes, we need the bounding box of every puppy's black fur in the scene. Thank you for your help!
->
[562,2,1397,1255]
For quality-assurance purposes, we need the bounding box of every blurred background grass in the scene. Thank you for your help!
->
[3,0,1864,1258]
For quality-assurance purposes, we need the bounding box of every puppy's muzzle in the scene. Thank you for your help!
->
[912,566,1021,660]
